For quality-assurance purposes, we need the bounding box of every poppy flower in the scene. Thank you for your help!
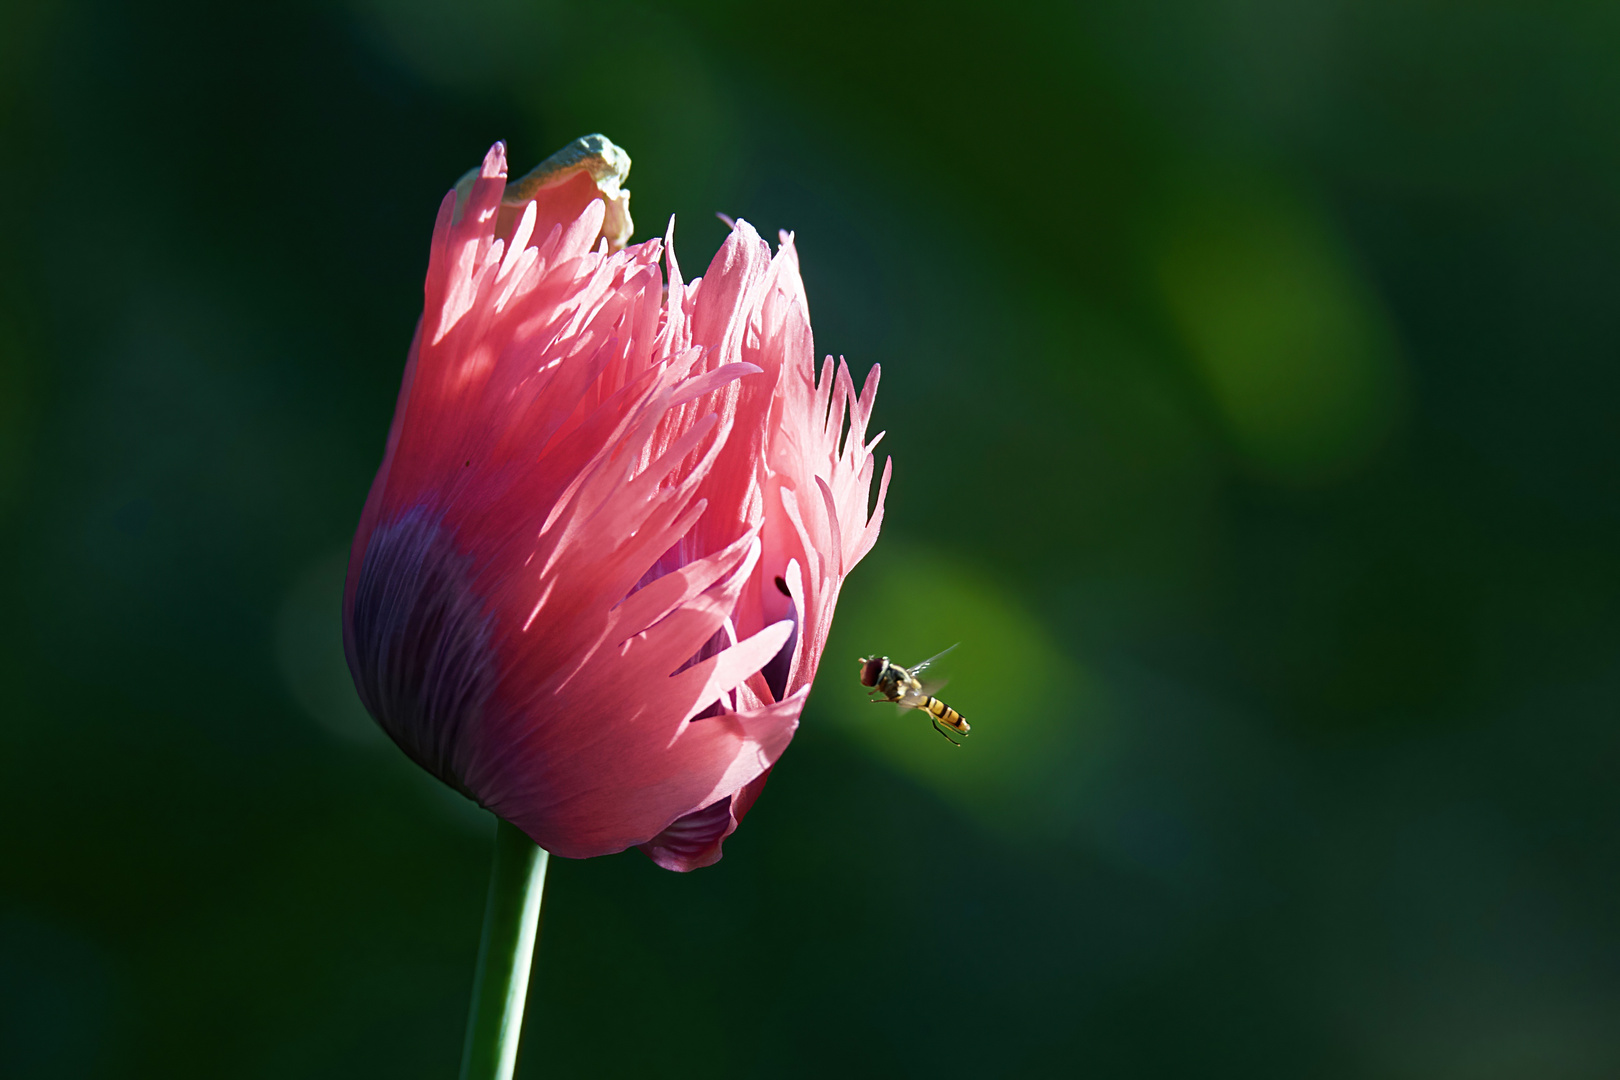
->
[343,137,890,871]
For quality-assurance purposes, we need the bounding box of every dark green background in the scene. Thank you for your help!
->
[4,1,1618,1076]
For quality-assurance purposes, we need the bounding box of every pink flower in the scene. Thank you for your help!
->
[343,137,890,871]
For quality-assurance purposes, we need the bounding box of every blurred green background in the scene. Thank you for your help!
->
[3,0,1619,1076]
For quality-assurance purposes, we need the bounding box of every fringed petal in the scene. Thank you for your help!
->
[345,147,887,869]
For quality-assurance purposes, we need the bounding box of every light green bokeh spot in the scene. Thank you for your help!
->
[276,547,384,746]
[824,543,1101,835]
[1155,175,1406,484]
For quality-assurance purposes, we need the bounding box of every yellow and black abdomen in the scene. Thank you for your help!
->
[922,696,970,734]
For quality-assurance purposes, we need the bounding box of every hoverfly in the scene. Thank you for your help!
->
[857,645,970,746]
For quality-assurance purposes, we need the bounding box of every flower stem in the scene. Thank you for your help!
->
[460,817,550,1080]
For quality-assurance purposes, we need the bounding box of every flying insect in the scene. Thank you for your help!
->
[857,646,970,745]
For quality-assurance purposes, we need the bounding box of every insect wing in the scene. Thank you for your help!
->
[907,643,959,676]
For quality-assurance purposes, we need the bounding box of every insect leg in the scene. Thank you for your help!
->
[930,717,962,747]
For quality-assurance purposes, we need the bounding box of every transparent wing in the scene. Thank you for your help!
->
[917,676,950,698]
[907,643,959,676]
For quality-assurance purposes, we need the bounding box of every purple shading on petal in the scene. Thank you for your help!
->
[640,796,735,869]
[348,505,496,796]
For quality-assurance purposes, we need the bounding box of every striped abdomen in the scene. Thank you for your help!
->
[922,696,970,734]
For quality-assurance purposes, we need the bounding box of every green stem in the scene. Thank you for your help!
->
[460,817,550,1080]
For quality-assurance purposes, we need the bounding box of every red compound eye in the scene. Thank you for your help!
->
[859,657,884,686]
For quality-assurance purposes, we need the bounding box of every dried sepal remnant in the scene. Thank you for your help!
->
[344,138,890,870]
